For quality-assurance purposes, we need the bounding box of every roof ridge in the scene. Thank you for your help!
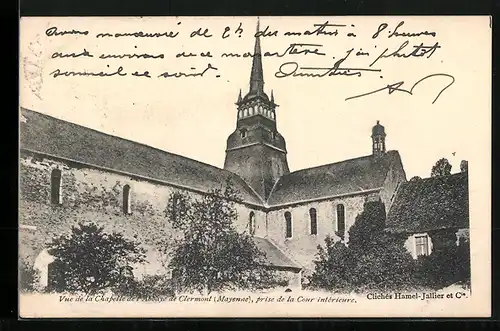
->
[20,107,263,204]
[286,150,398,176]
[21,107,232,175]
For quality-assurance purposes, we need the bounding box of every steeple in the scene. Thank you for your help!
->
[235,20,276,124]
[224,19,289,200]
[249,19,264,96]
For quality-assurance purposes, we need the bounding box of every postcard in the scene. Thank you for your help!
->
[19,16,491,318]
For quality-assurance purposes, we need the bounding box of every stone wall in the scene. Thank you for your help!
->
[266,194,370,270]
[19,153,260,285]
[19,149,407,289]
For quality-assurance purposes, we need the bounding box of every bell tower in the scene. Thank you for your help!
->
[223,21,289,201]
[372,120,386,156]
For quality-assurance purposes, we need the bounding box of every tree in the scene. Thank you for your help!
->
[431,158,452,177]
[166,182,280,294]
[47,222,146,293]
[460,160,468,173]
[409,176,422,182]
[308,201,418,293]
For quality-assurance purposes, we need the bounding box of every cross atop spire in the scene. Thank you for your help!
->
[249,19,264,96]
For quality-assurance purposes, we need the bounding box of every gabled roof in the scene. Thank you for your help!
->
[252,236,301,270]
[20,108,264,205]
[386,172,469,233]
[267,151,402,206]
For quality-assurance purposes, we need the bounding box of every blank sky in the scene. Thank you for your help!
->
[20,16,491,179]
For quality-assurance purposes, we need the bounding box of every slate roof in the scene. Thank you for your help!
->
[267,151,403,206]
[386,172,469,233]
[20,108,264,205]
[252,236,301,270]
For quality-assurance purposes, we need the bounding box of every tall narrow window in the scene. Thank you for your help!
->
[50,169,62,205]
[309,208,318,235]
[336,204,345,234]
[249,211,256,235]
[285,211,292,238]
[415,235,430,256]
[123,184,131,214]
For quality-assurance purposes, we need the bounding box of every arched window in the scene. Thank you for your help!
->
[309,208,318,235]
[50,169,62,205]
[250,106,255,115]
[238,109,242,119]
[244,108,248,116]
[123,184,131,214]
[259,105,263,114]
[240,128,247,138]
[284,211,292,238]
[249,211,256,235]
[336,204,345,234]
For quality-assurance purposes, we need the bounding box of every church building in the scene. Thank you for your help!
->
[20,28,412,291]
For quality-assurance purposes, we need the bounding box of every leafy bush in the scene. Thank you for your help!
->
[47,221,146,293]
[19,259,38,292]
[308,200,418,293]
[414,237,470,290]
[113,274,175,301]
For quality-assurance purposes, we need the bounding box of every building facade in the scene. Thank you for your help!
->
[386,172,469,259]
[20,30,413,290]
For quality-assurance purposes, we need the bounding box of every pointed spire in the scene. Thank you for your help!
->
[270,89,274,103]
[237,89,242,103]
[249,19,264,95]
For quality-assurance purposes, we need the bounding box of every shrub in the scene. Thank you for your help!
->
[113,274,175,301]
[19,259,38,292]
[308,200,418,293]
[47,221,146,293]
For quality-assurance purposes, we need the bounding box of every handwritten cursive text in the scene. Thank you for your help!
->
[345,73,455,104]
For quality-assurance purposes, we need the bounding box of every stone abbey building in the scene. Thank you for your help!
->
[19,31,468,291]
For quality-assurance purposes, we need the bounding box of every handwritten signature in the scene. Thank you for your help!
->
[345,73,455,104]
